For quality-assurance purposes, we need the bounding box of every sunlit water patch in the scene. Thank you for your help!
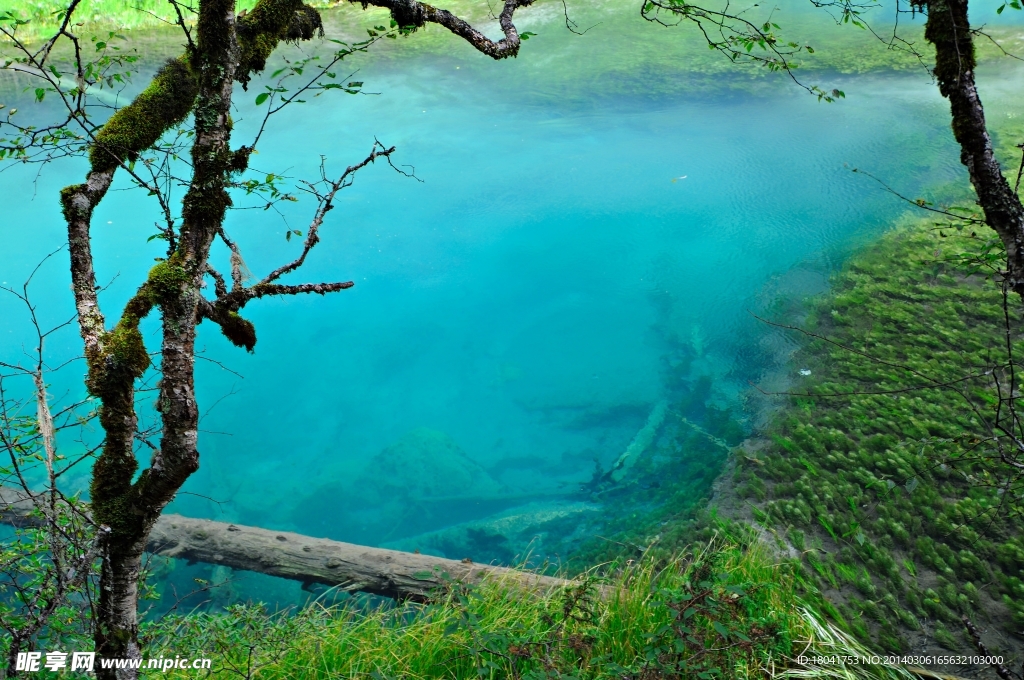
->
[2,0,1021,606]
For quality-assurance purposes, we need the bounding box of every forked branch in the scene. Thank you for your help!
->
[198,142,397,351]
[352,0,534,58]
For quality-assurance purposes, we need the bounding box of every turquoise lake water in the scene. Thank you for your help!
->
[2,0,1022,603]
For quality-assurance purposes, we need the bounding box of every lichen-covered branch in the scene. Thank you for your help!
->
[198,281,353,351]
[194,143,393,350]
[915,0,1024,298]
[59,169,113,359]
[58,0,326,369]
[352,0,534,59]
[89,57,199,174]
[236,0,324,89]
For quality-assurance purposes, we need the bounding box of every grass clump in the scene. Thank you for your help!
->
[142,539,907,679]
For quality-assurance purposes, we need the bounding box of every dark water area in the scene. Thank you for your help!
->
[2,0,1023,608]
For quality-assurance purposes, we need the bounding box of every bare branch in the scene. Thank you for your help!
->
[263,142,396,285]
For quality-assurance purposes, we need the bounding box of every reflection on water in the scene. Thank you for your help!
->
[1,0,1022,607]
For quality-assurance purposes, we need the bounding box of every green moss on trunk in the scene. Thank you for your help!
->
[89,57,199,173]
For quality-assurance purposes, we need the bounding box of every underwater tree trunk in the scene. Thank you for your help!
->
[917,0,1024,296]
[0,485,570,601]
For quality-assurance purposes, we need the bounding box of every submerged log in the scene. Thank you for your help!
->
[0,485,569,601]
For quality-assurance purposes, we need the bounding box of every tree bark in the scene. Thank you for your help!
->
[0,486,570,601]
[918,0,1024,296]
[88,0,241,674]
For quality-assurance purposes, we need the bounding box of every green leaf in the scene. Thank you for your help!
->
[712,621,729,639]
[255,92,270,106]
[411,570,434,580]
[520,31,537,40]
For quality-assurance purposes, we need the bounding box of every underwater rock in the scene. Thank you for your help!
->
[289,428,507,545]
[354,427,504,502]
[384,500,601,566]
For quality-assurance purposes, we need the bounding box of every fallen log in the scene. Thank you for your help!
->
[0,485,570,601]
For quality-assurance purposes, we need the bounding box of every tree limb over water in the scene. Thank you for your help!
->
[350,0,534,58]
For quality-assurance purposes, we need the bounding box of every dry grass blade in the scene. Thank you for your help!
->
[780,608,917,680]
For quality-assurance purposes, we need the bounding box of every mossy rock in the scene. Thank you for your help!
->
[384,500,601,565]
[353,428,503,503]
[289,428,505,545]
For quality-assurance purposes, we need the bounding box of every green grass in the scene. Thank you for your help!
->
[142,539,913,679]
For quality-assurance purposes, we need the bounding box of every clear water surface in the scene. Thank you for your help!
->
[1,0,1021,602]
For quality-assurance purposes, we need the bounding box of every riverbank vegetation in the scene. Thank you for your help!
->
[143,539,913,680]
[4,0,1024,105]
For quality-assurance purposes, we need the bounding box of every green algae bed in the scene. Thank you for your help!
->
[728,219,1024,664]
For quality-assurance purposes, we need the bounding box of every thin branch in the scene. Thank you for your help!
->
[261,142,396,285]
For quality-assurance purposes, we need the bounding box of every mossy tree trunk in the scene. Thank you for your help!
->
[89,0,239,667]
[40,1,537,677]
[916,0,1024,296]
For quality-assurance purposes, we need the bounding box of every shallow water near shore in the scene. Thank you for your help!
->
[2,0,1023,605]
